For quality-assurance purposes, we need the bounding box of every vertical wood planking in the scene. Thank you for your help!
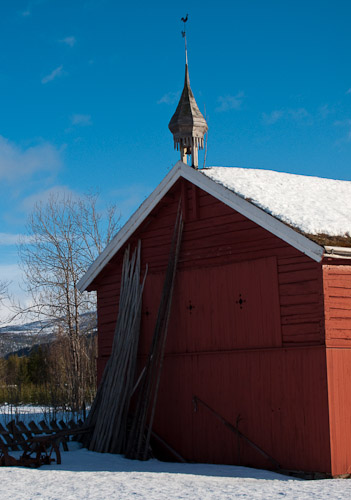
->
[326,348,351,476]
[150,347,331,472]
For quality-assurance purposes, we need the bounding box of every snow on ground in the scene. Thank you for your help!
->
[202,167,351,237]
[0,404,82,426]
[1,444,351,500]
[1,407,351,499]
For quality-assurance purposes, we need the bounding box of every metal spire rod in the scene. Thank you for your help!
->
[181,14,188,64]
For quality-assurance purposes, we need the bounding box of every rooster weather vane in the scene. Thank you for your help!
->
[181,13,188,36]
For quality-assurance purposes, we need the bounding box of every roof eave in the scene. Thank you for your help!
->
[323,245,351,259]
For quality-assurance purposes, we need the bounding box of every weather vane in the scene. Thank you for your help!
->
[181,14,188,63]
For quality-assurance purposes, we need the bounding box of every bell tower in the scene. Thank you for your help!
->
[168,18,208,169]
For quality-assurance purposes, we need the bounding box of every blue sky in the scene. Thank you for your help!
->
[1,0,351,319]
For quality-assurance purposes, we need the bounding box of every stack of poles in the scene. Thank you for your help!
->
[82,241,147,453]
[125,205,183,460]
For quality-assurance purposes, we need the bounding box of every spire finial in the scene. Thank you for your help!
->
[181,14,188,65]
[168,15,208,169]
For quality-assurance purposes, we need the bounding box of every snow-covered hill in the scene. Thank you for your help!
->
[0,313,96,357]
[0,319,55,357]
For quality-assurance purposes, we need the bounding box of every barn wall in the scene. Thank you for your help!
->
[323,264,351,476]
[94,179,326,356]
[92,178,330,471]
[155,347,330,472]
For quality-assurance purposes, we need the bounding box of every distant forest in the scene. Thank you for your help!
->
[0,333,97,410]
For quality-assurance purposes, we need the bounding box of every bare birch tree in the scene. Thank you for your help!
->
[17,192,119,410]
[0,280,10,325]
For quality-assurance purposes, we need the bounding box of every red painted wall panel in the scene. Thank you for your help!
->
[153,348,330,472]
[140,257,281,356]
[326,348,351,476]
[323,264,351,475]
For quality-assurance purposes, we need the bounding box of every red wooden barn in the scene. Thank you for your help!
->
[79,161,351,477]
[78,60,351,476]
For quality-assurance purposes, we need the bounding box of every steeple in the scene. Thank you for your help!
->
[168,19,208,169]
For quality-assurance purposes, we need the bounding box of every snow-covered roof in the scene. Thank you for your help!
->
[201,167,351,237]
[78,162,351,292]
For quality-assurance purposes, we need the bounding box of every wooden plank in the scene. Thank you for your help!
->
[38,420,53,434]
[324,277,351,287]
[281,303,322,317]
[58,420,69,430]
[282,322,321,337]
[28,421,43,435]
[328,308,351,319]
[279,281,320,296]
[278,262,318,274]
[326,338,351,347]
[282,334,321,343]
[6,421,27,451]
[324,298,351,309]
[16,421,33,440]
[281,312,322,325]
[279,294,321,306]
[326,288,351,299]
[278,269,319,285]
[278,255,314,265]
[0,422,19,451]
[184,212,246,231]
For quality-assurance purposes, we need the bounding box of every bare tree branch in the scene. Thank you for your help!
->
[16,192,120,410]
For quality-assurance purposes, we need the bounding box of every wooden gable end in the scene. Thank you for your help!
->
[93,178,325,377]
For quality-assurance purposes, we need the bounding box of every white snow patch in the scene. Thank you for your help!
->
[0,447,350,500]
[201,167,351,237]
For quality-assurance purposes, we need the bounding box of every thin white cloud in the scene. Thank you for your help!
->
[289,108,309,120]
[346,89,351,95]
[334,119,351,127]
[71,114,92,126]
[215,92,244,112]
[0,136,62,183]
[0,233,33,246]
[41,65,64,84]
[21,9,31,16]
[59,36,76,47]
[109,184,152,221]
[157,91,180,105]
[0,263,30,325]
[262,108,310,125]
[262,110,284,125]
[334,119,351,143]
[318,104,333,120]
[21,186,78,212]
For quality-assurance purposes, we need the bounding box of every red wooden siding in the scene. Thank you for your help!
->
[326,348,351,476]
[154,347,330,472]
[323,264,351,475]
[323,265,351,346]
[91,178,332,472]
[140,257,281,356]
